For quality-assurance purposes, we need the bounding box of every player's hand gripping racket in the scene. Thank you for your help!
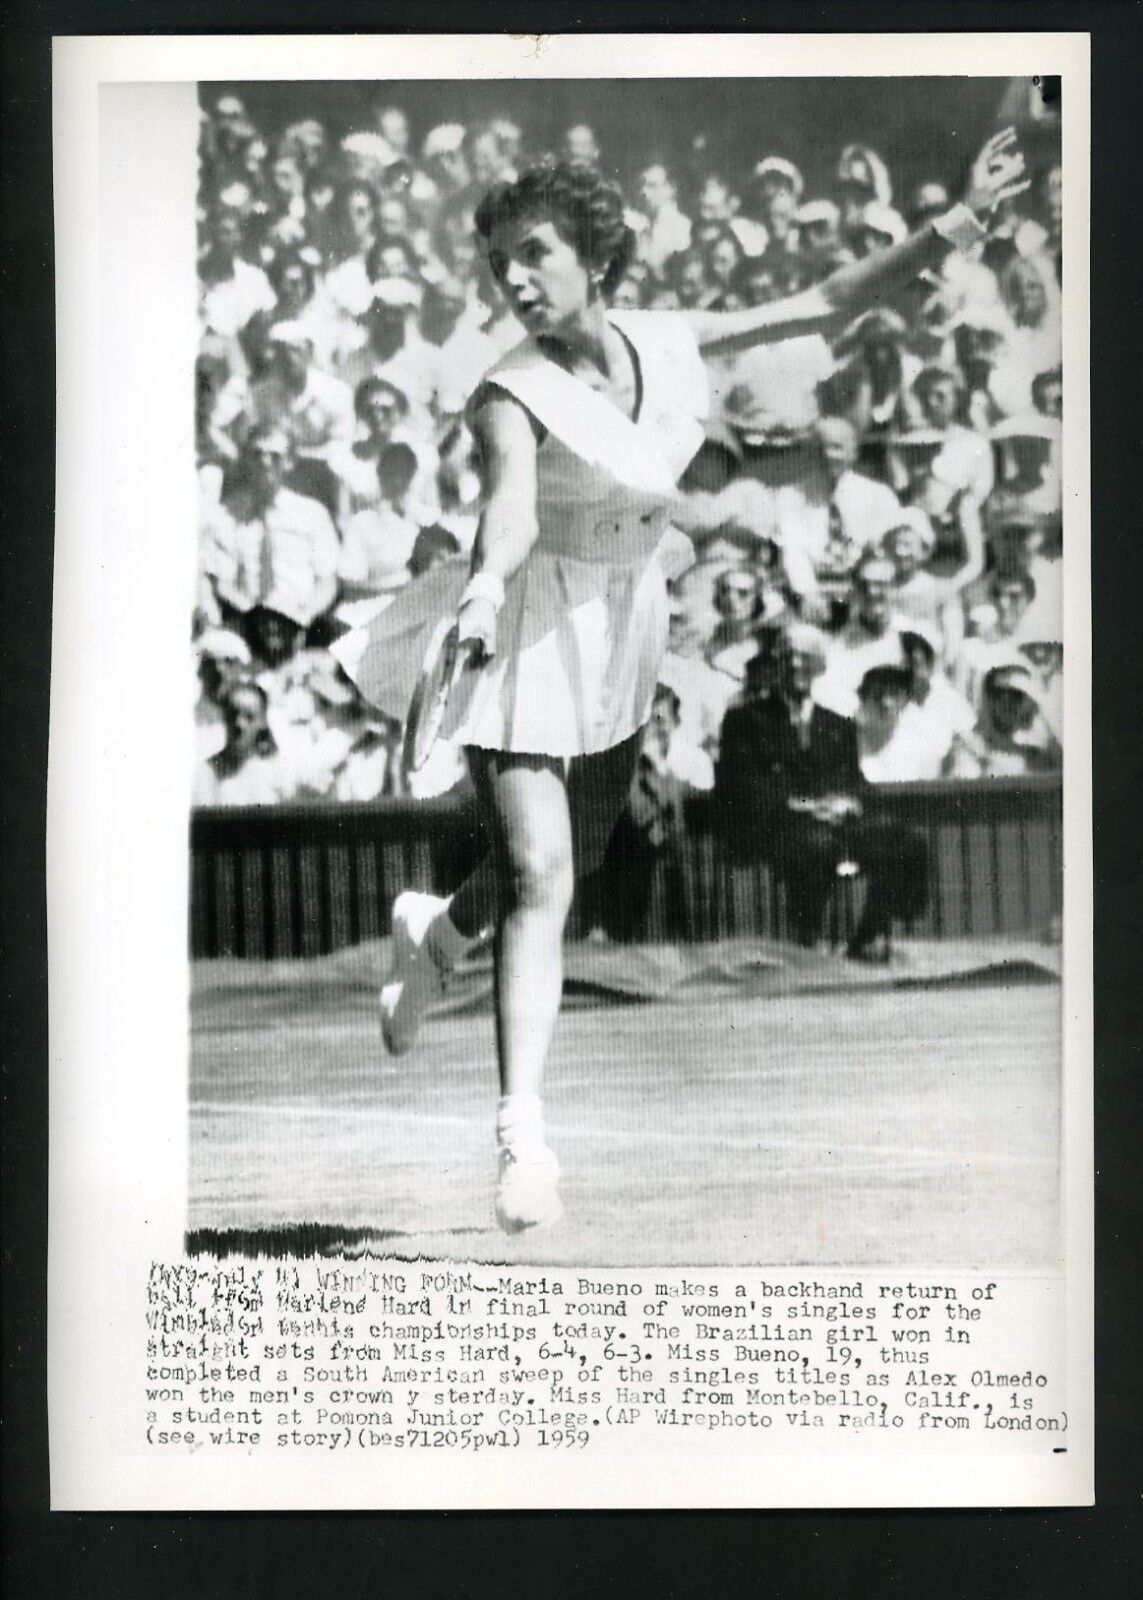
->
[402,616,483,773]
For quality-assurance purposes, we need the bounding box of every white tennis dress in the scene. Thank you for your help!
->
[333,310,708,757]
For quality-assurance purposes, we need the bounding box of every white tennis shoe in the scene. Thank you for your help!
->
[380,891,451,1055]
[494,1142,563,1233]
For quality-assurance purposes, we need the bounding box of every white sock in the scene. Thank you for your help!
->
[497,1092,546,1153]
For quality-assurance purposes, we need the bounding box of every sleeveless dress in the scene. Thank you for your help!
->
[331,310,708,758]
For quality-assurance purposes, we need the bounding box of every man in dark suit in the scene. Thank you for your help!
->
[715,623,928,957]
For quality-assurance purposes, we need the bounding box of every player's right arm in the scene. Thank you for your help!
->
[456,391,540,663]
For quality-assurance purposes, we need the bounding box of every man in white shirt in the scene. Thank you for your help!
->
[817,557,910,716]
[199,425,342,631]
[774,417,901,613]
[899,625,976,777]
[632,163,693,278]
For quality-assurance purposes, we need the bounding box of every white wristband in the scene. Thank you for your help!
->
[932,202,988,252]
[459,572,506,612]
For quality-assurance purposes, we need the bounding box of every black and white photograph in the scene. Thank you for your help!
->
[46,31,1091,1511]
[186,73,1065,1266]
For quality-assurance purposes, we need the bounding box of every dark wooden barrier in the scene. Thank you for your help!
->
[189,777,1062,958]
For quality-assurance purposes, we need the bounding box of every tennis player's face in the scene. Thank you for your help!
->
[487,217,593,333]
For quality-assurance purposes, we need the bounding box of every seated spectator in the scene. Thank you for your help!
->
[794,198,853,280]
[828,310,922,473]
[952,567,1039,707]
[301,656,401,802]
[889,363,992,583]
[198,425,341,632]
[715,624,928,957]
[192,679,297,807]
[776,416,900,618]
[881,508,964,661]
[421,121,470,203]
[984,507,1061,638]
[329,375,434,519]
[899,625,976,778]
[666,244,719,310]
[835,142,893,235]
[419,275,497,419]
[193,628,253,762]
[337,280,438,424]
[991,256,1061,417]
[214,321,355,468]
[198,203,276,342]
[950,310,1017,432]
[1017,635,1064,741]
[694,171,769,257]
[260,249,337,368]
[817,556,911,716]
[339,442,422,596]
[744,157,803,254]
[948,663,1062,777]
[990,413,1062,526]
[704,564,785,684]
[632,162,692,278]
[658,602,738,756]
[320,181,381,306]
[586,685,702,942]
[562,122,601,168]
[850,199,908,260]
[855,664,921,782]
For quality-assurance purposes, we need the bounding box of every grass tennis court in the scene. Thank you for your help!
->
[188,938,1060,1267]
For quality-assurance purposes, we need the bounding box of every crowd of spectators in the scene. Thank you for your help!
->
[192,88,1064,877]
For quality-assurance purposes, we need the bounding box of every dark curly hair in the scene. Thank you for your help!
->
[473,160,636,298]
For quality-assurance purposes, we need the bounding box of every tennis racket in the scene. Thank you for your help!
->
[402,616,481,773]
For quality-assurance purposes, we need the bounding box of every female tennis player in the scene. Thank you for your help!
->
[337,133,1026,1233]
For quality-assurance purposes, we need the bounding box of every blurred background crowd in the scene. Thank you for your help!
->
[192,77,1063,935]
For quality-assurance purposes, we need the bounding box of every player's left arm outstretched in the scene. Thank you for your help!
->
[684,127,1029,358]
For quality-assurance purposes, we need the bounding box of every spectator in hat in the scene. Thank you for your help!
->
[260,250,336,368]
[1031,365,1062,421]
[420,273,497,417]
[421,123,470,203]
[633,162,692,277]
[817,555,911,716]
[745,157,803,253]
[990,411,1062,527]
[198,203,276,342]
[298,653,401,802]
[985,508,1062,640]
[836,143,893,218]
[199,423,341,631]
[851,200,908,259]
[948,662,1061,777]
[898,624,976,777]
[795,198,853,281]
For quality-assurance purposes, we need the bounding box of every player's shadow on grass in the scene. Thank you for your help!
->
[186,1222,500,1258]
